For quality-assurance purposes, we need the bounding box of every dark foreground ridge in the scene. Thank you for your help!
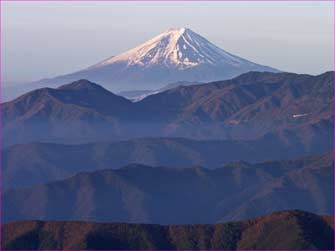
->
[2,210,333,250]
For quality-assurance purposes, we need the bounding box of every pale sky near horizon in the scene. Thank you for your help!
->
[1,1,334,84]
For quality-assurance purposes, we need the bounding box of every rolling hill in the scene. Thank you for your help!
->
[3,152,333,224]
[2,136,327,189]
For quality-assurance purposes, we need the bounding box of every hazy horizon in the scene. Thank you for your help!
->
[1,1,334,85]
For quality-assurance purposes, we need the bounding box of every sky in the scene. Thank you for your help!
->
[1,1,334,84]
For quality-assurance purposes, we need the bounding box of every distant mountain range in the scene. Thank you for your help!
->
[3,152,332,224]
[118,80,203,101]
[3,137,329,189]
[3,71,333,149]
[2,210,333,250]
[2,25,333,251]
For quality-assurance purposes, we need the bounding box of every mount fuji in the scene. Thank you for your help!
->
[28,28,279,93]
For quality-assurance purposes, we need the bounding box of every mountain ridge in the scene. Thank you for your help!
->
[3,71,333,147]
[2,210,333,250]
[3,152,333,224]
[3,136,329,189]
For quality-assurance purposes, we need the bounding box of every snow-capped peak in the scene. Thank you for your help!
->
[90,27,248,70]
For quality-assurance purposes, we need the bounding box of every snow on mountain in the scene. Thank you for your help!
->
[19,27,279,96]
[90,28,272,70]
[90,28,252,70]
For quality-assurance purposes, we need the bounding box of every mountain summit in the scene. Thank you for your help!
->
[91,28,265,70]
[32,28,279,92]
